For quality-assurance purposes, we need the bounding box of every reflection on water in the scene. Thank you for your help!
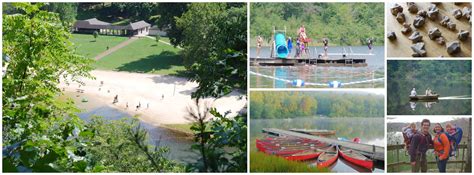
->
[250,46,384,88]
[388,82,471,115]
[69,93,196,163]
[251,117,385,172]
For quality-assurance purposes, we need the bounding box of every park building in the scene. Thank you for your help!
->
[73,18,151,36]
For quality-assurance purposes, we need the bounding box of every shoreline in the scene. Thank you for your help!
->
[60,70,246,133]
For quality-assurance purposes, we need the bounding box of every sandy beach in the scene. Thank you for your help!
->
[59,70,247,125]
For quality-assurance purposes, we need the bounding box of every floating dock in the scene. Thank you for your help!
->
[250,57,367,67]
[262,128,384,161]
[289,128,336,136]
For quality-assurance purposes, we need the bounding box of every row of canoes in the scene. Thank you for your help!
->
[256,137,373,170]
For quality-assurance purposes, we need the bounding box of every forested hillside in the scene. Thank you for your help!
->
[250,3,384,46]
[388,60,471,83]
[250,91,384,119]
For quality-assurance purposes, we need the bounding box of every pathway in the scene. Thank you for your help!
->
[94,37,139,60]
[144,36,182,49]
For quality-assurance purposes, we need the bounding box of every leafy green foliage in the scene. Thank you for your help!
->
[186,100,247,172]
[2,3,94,172]
[250,3,384,46]
[3,3,184,172]
[42,3,78,27]
[83,116,185,172]
[154,3,189,46]
[175,3,247,99]
[250,91,384,119]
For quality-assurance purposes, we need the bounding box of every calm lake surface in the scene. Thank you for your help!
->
[250,46,384,88]
[251,117,385,172]
[66,92,196,163]
[387,78,471,115]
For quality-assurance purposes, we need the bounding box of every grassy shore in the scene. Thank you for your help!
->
[163,123,194,136]
[250,140,329,172]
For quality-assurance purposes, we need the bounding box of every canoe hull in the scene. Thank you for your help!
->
[409,95,439,101]
[338,149,373,170]
[285,151,322,161]
[316,145,339,168]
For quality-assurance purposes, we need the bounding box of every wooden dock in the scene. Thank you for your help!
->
[250,57,367,67]
[262,128,384,161]
[289,128,336,136]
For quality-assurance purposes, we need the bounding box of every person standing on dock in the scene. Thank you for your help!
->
[295,39,301,58]
[367,38,373,54]
[323,38,329,58]
[256,35,263,58]
[409,119,433,173]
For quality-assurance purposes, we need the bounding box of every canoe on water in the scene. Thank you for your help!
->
[316,145,339,168]
[409,94,439,101]
[338,146,373,170]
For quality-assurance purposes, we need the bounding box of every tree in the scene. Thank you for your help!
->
[93,31,98,41]
[2,2,94,172]
[176,3,247,172]
[176,3,247,98]
[155,33,160,44]
[42,2,78,27]
[155,3,189,46]
[2,3,183,172]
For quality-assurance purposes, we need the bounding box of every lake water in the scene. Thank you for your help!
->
[250,46,384,88]
[251,117,385,172]
[387,78,471,115]
[66,92,196,163]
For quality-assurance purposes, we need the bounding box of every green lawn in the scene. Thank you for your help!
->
[95,37,185,75]
[70,33,129,58]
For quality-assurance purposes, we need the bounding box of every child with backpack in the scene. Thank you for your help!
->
[445,123,463,157]
[402,123,418,151]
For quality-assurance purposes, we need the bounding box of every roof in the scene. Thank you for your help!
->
[124,21,151,30]
[73,18,110,29]
[73,18,150,30]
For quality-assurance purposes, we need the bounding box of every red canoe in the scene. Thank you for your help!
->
[285,149,322,161]
[338,146,373,170]
[316,145,339,168]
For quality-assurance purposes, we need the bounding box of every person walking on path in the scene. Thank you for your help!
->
[409,119,433,172]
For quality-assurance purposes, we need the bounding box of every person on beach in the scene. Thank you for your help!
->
[409,119,433,172]
[126,102,129,109]
[113,95,118,104]
[256,35,263,58]
[432,123,450,173]
[162,94,164,100]
[136,102,141,111]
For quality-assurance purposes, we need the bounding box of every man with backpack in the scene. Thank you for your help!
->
[409,119,433,172]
